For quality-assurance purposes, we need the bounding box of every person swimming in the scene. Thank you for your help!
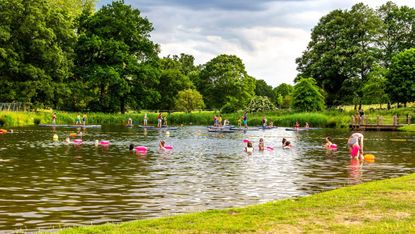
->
[283,141,292,149]
[245,141,254,153]
[159,140,166,150]
[258,138,265,151]
[282,138,287,147]
[324,137,337,150]
[129,144,135,151]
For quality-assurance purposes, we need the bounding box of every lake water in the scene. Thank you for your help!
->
[0,126,414,232]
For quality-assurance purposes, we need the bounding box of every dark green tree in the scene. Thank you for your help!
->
[377,2,415,67]
[362,64,389,108]
[387,48,415,105]
[273,83,293,108]
[292,78,325,111]
[0,0,76,108]
[75,0,159,113]
[255,79,276,103]
[199,54,255,110]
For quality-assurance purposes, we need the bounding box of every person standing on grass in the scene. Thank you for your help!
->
[143,113,148,126]
[52,113,57,125]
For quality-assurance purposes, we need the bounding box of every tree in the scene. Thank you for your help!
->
[75,1,159,113]
[296,3,383,106]
[292,78,325,111]
[377,2,415,67]
[49,0,96,17]
[199,54,255,110]
[273,83,293,108]
[0,0,76,108]
[158,58,194,110]
[246,96,277,113]
[255,79,276,103]
[175,89,205,113]
[362,64,389,108]
[387,48,415,105]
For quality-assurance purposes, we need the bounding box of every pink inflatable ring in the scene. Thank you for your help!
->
[135,146,148,152]
[100,140,110,145]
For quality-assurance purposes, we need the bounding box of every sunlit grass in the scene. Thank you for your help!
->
[53,173,415,234]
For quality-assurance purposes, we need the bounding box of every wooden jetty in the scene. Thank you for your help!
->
[349,124,404,131]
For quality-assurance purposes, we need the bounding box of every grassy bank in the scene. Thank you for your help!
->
[398,124,415,132]
[55,173,415,233]
[0,110,351,128]
[0,107,413,128]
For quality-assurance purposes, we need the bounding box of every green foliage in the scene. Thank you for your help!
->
[0,0,76,108]
[175,89,205,113]
[199,54,255,110]
[273,83,293,108]
[254,80,276,103]
[75,1,159,113]
[246,96,277,113]
[387,48,415,104]
[362,64,389,107]
[292,78,325,111]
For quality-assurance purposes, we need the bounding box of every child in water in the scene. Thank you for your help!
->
[245,141,254,153]
[282,138,287,147]
[159,140,166,150]
[258,138,265,151]
[283,141,292,149]
[129,144,135,151]
[324,137,336,150]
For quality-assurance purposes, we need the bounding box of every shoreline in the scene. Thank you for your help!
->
[51,173,415,233]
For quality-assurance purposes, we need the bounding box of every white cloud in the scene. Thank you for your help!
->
[98,0,415,87]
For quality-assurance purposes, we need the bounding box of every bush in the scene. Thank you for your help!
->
[34,118,41,125]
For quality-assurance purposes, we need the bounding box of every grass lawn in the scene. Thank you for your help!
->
[398,124,415,132]
[55,173,415,234]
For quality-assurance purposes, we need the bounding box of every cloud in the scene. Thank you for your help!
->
[96,0,415,87]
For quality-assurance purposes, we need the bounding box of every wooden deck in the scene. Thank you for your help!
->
[349,124,404,131]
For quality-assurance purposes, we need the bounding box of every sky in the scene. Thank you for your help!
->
[96,0,415,87]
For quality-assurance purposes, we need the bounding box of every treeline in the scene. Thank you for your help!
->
[296,2,415,108]
[2,1,415,114]
[0,0,288,113]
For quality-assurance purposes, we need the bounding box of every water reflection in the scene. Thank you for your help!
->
[0,126,414,232]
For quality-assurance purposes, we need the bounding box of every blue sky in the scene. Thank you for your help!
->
[97,0,415,87]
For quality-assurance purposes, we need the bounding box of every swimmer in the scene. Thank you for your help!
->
[324,137,336,150]
[348,132,364,159]
[245,141,254,153]
[159,140,166,150]
[258,138,265,151]
[282,138,287,147]
[129,144,135,151]
[283,141,292,149]
[95,140,99,146]
[64,137,71,143]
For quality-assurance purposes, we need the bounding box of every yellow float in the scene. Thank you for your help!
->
[69,133,77,138]
[364,154,375,162]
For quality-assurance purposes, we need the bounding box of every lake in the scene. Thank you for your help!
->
[0,126,414,232]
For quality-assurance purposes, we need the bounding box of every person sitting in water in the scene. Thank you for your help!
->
[282,138,287,147]
[258,138,265,151]
[159,140,166,150]
[245,141,254,153]
[269,121,274,127]
[348,132,364,159]
[283,141,292,149]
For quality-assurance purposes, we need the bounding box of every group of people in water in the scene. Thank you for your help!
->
[243,132,365,160]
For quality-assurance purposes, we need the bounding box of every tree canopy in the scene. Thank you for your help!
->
[292,78,325,112]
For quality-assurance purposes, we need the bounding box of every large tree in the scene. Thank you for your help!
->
[296,3,383,106]
[273,83,293,108]
[292,78,325,112]
[75,0,159,113]
[0,0,76,108]
[387,48,415,105]
[175,89,205,113]
[255,79,276,103]
[377,1,415,67]
[199,54,255,110]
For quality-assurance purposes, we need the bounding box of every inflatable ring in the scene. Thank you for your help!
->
[164,145,173,150]
[73,139,83,144]
[135,146,148,152]
[100,140,110,145]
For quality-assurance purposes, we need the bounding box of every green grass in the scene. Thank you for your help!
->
[53,173,415,233]
[398,124,415,132]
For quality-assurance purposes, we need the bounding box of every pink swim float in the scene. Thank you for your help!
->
[73,139,83,144]
[243,139,249,143]
[164,145,173,150]
[266,146,274,151]
[100,140,110,145]
[330,144,337,150]
[135,146,148,152]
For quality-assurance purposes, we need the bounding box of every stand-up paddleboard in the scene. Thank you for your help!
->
[38,124,101,128]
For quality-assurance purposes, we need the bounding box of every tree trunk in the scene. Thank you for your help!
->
[387,102,391,110]
[120,98,126,114]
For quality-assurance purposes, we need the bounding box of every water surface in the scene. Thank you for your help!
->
[0,126,414,232]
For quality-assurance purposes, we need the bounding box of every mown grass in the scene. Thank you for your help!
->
[53,173,415,234]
